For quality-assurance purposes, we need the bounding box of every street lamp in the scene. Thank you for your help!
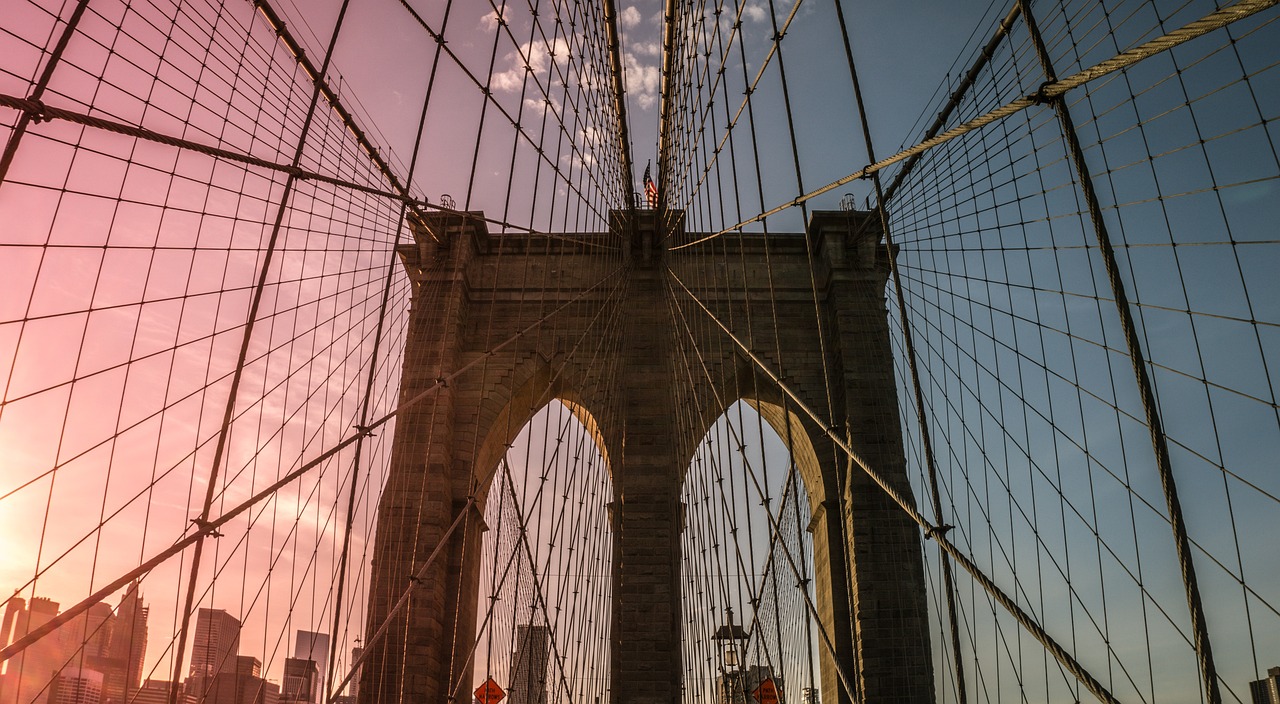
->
[713,607,749,668]
[712,606,751,704]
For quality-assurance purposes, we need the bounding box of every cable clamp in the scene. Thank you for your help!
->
[26,98,49,124]
[354,424,376,437]
[1029,81,1056,105]
[189,518,224,538]
[924,524,954,541]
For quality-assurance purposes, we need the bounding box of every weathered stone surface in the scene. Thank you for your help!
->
[360,210,933,704]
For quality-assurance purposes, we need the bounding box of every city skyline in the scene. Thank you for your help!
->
[0,591,352,704]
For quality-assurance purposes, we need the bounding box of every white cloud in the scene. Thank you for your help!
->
[490,37,574,93]
[524,95,562,114]
[624,50,660,110]
[479,8,508,31]
[634,41,661,58]
[743,2,768,23]
[620,6,642,28]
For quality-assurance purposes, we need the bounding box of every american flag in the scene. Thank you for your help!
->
[643,162,658,209]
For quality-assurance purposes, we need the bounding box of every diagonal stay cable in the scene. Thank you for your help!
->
[441,255,629,700]
[168,2,360,692]
[667,267,1121,704]
[670,0,1278,251]
[0,93,617,250]
[662,273,863,704]
[391,0,615,219]
[0,261,624,664]
[881,3,1023,204]
[602,0,637,212]
[331,262,629,704]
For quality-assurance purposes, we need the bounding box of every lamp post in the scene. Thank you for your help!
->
[713,608,749,704]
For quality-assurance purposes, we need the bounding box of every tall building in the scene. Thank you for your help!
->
[1,599,25,653]
[57,584,149,704]
[2,597,64,704]
[508,626,549,704]
[279,659,316,704]
[61,603,113,660]
[188,610,241,679]
[291,633,327,704]
[50,669,102,704]
[233,657,260,680]
[130,680,197,704]
[0,597,29,704]
[1252,666,1280,704]
[61,604,119,704]
[110,583,148,702]
[184,671,277,704]
[345,647,361,701]
[127,681,170,704]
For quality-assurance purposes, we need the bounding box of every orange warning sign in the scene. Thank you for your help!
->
[753,677,779,704]
[475,677,505,704]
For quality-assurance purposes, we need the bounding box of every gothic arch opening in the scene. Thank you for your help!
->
[462,399,614,704]
[680,400,848,704]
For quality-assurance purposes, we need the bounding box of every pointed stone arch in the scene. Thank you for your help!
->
[361,209,934,704]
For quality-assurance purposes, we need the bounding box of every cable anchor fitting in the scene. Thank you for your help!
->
[1029,81,1057,105]
[26,98,49,124]
[924,524,954,541]
[189,518,224,538]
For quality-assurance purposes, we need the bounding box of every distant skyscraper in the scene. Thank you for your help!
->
[63,604,117,704]
[291,632,328,703]
[63,604,113,660]
[127,681,174,704]
[233,656,261,679]
[111,582,148,700]
[0,597,29,704]
[1252,666,1280,704]
[346,647,362,701]
[508,625,549,704]
[2,597,63,704]
[1,598,24,653]
[51,669,102,704]
[130,680,196,704]
[52,583,149,704]
[189,610,241,679]
[280,659,317,704]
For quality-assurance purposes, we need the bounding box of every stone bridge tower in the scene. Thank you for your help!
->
[359,209,933,704]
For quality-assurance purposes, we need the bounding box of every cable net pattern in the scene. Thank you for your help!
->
[2,0,624,702]
[2,1,1279,704]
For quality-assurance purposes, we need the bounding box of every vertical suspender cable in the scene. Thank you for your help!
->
[656,0,680,210]
[828,2,970,701]
[879,4,1022,204]
[1014,2,1221,701]
[322,1,460,699]
[602,0,637,214]
[168,3,357,701]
